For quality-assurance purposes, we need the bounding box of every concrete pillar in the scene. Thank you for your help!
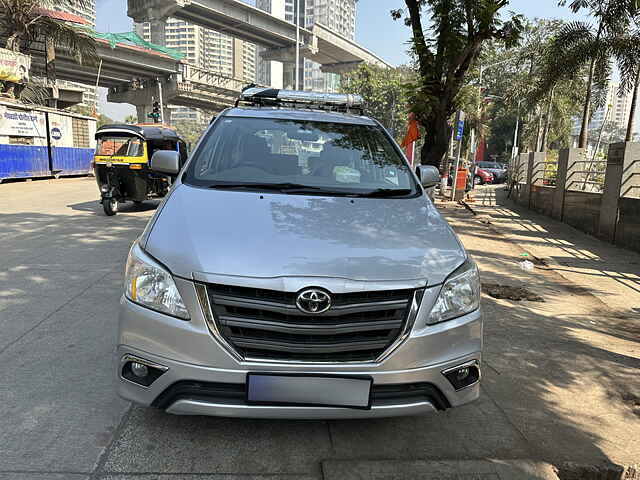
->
[598,142,640,241]
[515,153,529,205]
[267,0,285,88]
[527,152,545,209]
[136,104,149,123]
[552,149,570,220]
[530,152,546,187]
[149,18,166,46]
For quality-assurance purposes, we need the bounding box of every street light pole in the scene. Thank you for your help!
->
[157,78,165,125]
[295,0,300,90]
[511,99,523,164]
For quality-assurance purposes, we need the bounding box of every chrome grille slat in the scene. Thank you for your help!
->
[219,316,404,335]
[227,337,392,354]
[213,294,409,316]
[206,284,415,362]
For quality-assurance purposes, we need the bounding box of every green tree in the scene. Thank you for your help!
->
[537,0,637,148]
[338,64,413,139]
[476,19,587,156]
[173,120,206,149]
[97,113,114,128]
[0,0,97,102]
[391,0,523,170]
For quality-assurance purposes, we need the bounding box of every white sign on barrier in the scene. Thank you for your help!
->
[0,106,46,137]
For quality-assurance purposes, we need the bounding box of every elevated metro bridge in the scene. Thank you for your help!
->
[127,0,392,73]
[27,38,254,116]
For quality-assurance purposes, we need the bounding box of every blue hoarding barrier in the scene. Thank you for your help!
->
[0,144,50,182]
[51,147,95,176]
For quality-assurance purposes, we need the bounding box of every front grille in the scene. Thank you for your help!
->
[206,284,417,362]
[152,380,450,411]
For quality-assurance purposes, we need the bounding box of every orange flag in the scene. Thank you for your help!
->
[401,112,420,148]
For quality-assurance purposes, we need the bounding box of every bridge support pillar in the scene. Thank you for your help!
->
[149,18,166,46]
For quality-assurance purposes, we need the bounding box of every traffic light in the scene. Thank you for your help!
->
[147,101,161,122]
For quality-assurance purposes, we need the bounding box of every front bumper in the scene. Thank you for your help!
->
[117,278,482,419]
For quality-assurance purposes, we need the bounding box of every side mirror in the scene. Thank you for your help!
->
[415,165,440,188]
[150,150,180,175]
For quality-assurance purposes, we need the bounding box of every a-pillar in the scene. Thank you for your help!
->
[598,142,640,241]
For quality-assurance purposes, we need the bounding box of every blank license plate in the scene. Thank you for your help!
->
[247,374,373,409]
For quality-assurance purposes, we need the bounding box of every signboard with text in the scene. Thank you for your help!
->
[454,111,466,141]
[0,106,46,137]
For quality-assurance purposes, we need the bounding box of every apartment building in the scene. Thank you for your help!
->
[573,81,634,135]
[256,0,357,92]
[136,19,256,123]
[56,0,98,109]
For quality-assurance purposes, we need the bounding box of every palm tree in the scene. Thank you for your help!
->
[611,16,640,141]
[0,0,97,103]
[538,0,637,148]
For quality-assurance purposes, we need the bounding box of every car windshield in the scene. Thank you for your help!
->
[96,136,143,157]
[183,116,418,197]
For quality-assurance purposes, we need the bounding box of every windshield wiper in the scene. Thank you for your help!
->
[208,182,325,192]
[358,188,413,198]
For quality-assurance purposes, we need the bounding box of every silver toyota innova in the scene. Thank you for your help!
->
[117,88,481,419]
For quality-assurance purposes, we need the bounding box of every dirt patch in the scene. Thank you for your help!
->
[482,283,545,302]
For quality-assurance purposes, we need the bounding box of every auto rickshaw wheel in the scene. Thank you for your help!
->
[102,198,118,216]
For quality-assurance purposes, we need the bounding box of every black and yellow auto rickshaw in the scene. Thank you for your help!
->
[93,124,187,216]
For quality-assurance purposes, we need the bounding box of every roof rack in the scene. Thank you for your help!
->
[236,87,365,115]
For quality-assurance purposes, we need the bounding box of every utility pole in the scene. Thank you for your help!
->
[295,0,300,90]
[157,78,165,125]
[451,111,466,201]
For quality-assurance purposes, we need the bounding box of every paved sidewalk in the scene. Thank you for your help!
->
[470,185,640,314]
[436,185,640,470]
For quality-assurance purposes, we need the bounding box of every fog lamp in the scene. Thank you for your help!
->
[130,362,148,378]
[443,361,480,391]
[456,367,470,381]
[121,355,168,387]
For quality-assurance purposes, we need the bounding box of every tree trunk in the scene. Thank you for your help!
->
[534,107,543,152]
[578,21,603,149]
[541,87,555,152]
[46,38,58,109]
[419,108,451,172]
[626,67,640,142]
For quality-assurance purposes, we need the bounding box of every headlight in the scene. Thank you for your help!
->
[427,259,480,325]
[124,243,189,319]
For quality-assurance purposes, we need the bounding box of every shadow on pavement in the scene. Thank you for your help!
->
[471,186,640,301]
[67,199,161,214]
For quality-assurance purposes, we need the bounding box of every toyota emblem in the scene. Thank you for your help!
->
[296,288,332,314]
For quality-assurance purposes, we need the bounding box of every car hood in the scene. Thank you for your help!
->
[145,184,466,286]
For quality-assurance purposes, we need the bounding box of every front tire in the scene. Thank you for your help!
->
[102,198,118,216]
